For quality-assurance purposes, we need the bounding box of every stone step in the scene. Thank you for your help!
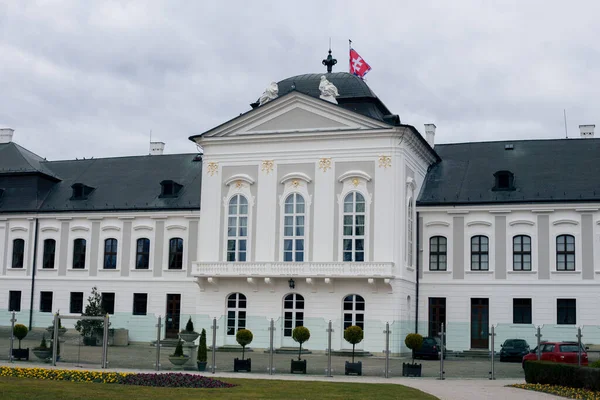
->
[267,347,312,355]
[460,350,491,358]
[326,349,373,357]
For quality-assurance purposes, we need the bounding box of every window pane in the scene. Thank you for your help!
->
[343,239,352,251]
[355,201,365,213]
[239,240,247,251]
[355,239,364,251]
[284,239,293,251]
[355,252,364,262]
[296,239,304,251]
[284,202,293,214]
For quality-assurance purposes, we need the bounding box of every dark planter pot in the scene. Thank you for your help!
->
[12,348,29,361]
[402,362,422,377]
[290,359,307,374]
[345,361,362,376]
[197,361,208,371]
[32,349,52,362]
[83,337,98,346]
[234,358,251,372]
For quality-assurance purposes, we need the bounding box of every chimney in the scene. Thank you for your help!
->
[579,124,595,138]
[424,124,436,148]
[0,128,15,144]
[150,141,165,155]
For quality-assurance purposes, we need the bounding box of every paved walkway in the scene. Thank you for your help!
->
[0,360,557,399]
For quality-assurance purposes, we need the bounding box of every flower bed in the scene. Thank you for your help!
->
[511,383,600,399]
[0,367,234,389]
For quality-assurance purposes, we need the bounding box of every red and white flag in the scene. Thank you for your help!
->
[349,47,371,79]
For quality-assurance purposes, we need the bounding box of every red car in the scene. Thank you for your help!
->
[522,341,588,368]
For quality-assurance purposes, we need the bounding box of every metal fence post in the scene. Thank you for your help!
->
[439,323,445,380]
[326,320,333,377]
[535,326,542,361]
[9,312,16,363]
[489,324,495,380]
[52,312,59,366]
[577,327,583,367]
[268,319,275,375]
[102,314,109,369]
[155,316,162,371]
[383,322,391,378]
[211,317,218,374]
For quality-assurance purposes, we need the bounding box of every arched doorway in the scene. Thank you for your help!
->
[282,293,304,347]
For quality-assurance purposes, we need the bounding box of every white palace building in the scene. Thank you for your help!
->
[1,62,600,354]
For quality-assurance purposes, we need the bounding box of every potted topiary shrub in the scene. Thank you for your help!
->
[179,316,200,343]
[32,335,52,362]
[291,326,310,374]
[344,325,364,376]
[168,339,190,368]
[233,329,253,372]
[197,328,208,371]
[46,318,67,337]
[403,333,424,377]
[12,324,29,361]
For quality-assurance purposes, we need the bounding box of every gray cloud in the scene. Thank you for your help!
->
[1,0,599,160]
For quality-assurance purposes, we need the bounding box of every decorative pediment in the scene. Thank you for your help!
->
[198,92,391,139]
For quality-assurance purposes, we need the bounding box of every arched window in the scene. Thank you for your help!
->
[226,293,247,336]
[136,238,150,269]
[556,234,575,271]
[470,235,489,271]
[513,235,531,271]
[12,239,25,269]
[283,293,304,337]
[227,194,248,262]
[168,238,184,270]
[342,192,365,262]
[283,193,305,262]
[429,236,447,271]
[407,199,414,265]
[73,239,86,269]
[42,239,56,269]
[104,238,118,269]
[343,294,365,330]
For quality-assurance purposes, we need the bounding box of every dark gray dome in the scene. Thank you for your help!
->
[277,72,378,99]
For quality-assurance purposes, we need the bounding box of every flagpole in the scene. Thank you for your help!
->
[348,39,352,74]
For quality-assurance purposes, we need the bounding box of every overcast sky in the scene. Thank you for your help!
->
[1,1,599,160]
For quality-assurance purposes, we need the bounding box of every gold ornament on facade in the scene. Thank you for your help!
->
[261,160,274,174]
[235,180,243,189]
[291,179,300,188]
[378,155,392,169]
[318,158,332,172]
[206,162,218,176]
[352,178,360,187]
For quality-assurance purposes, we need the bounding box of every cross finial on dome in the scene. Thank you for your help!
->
[322,49,337,73]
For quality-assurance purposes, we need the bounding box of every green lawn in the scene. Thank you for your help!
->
[0,376,437,400]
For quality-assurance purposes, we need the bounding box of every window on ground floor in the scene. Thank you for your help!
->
[70,292,84,314]
[40,291,53,313]
[557,299,576,325]
[9,291,21,312]
[101,292,115,315]
[343,294,365,330]
[283,293,304,337]
[226,293,247,335]
[133,293,148,315]
[513,298,532,324]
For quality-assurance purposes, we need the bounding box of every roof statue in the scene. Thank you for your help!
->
[258,82,279,106]
[319,76,339,104]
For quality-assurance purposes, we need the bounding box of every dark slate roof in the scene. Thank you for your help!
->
[277,73,378,99]
[0,142,60,180]
[0,146,202,213]
[418,138,600,206]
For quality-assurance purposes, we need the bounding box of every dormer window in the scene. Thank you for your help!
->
[493,171,515,191]
[71,183,95,200]
[160,180,183,198]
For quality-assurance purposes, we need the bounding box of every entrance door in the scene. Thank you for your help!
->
[470,298,489,349]
[225,293,247,345]
[343,294,365,349]
[282,293,304,347]
[428,297,446,340]
[165,294,181,339]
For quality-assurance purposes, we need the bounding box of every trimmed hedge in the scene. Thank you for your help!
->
[524,360,600,391]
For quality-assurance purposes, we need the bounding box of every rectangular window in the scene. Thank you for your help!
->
[556,235,575,271]
[133,293,148,315]
[136,238,150,269]
[70,292,84,314]
[101,292,115,315]
[513,298,532,324]
[12,239,25,268]
[73,239,87,269]
[9,291,21,312]
[429,236,447,271]
[103,239,118,269]
[470,236,489,270]
[42,239,56,269]
[168,238,184,270]
[557,299,576,325]
[40,291,53,313]
[513,235,532,271]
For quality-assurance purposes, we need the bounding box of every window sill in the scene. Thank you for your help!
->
[130,268,152,272]
[465,270,494,274]
[99,268,120,272]
[163,269,185,272]
[507,270,537,274]
[551,270,581,275]
[37,268,57,272]
[423,270,452,274]
[68,268,89,271]
[7,268,26,272]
